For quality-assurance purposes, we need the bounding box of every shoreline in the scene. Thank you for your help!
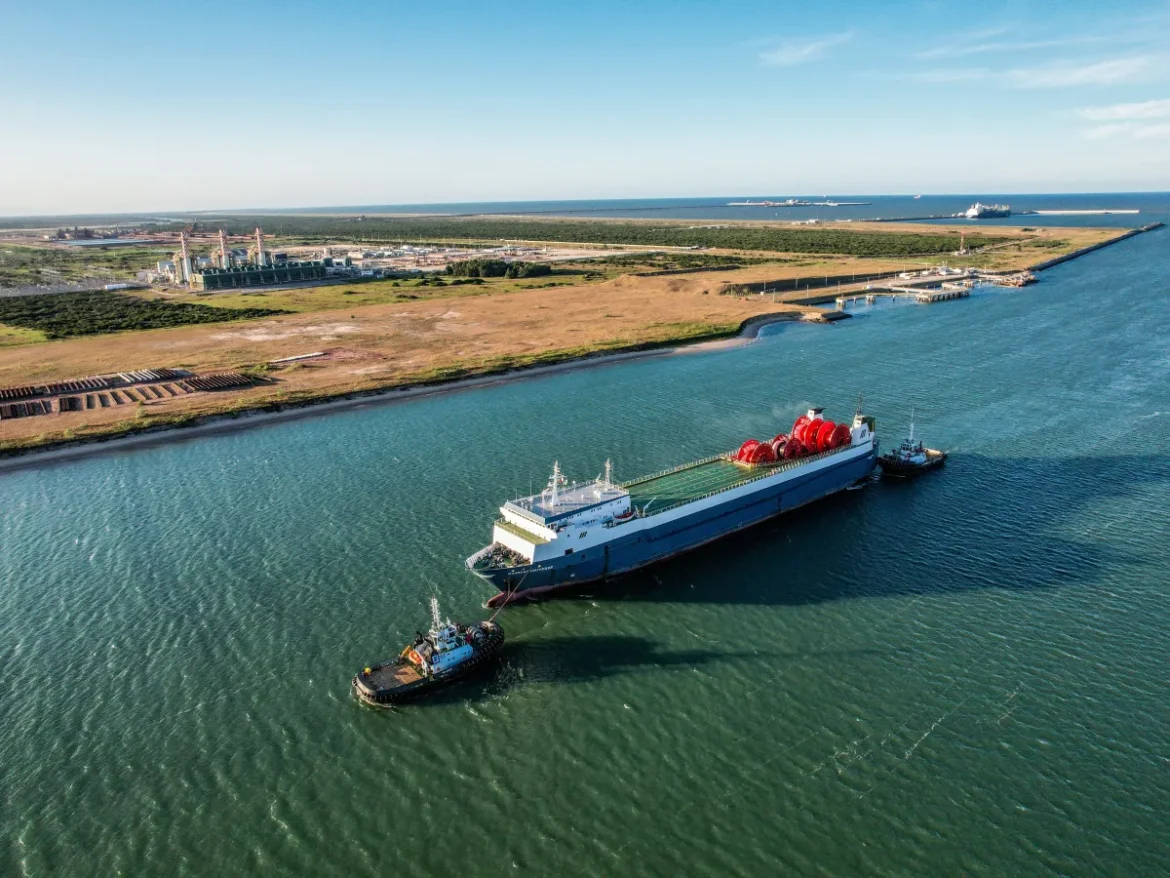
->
[1,221,1162,474]
[0,311,804,473]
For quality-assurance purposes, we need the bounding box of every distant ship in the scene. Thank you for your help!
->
[727,199,812,207]
[727,199,871,208]
[965,202,1011,219]
[467,405,878,605]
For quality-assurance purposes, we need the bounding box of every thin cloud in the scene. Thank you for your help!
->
[912,55,1161,88]
[1005,56,1155,88]
[905,68,992,83]
[1084,121,1170,139]
[1077,98,1170,120]
[916,35,1106,60]
[759,32,852,67]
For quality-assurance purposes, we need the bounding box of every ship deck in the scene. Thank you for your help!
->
[624,456,753,512]
[365,661,423,690]
[621,443,858,515]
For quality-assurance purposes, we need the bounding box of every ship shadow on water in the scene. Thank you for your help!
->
[546,452,1170,608]
[408,635,843,705]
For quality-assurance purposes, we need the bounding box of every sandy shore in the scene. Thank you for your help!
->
[0,312,804,474]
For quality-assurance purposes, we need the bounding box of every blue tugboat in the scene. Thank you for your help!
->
[877,416,946,476]
[352,597,504,706]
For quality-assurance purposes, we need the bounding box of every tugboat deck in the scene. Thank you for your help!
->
[367,662,423,688]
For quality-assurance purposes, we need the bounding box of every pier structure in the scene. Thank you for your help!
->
[838,276,977,307]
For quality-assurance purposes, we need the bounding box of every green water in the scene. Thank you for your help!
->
[2,228,1169,876]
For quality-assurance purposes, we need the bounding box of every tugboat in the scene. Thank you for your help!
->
[877,415,946,476]
[352,596,504,706]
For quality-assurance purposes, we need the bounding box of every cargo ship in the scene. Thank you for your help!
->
[467,405,877,605]
[964,202,1011,219]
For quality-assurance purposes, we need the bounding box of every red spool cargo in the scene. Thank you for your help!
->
[782,438,803,459]
[735,439,760,461]
[804,420,825,449]
[744,443,776,465]
[770,438,787,457]
[831,423,851,448]
[817,421,837,451]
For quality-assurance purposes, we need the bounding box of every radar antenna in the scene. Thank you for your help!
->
[544,461,565,507]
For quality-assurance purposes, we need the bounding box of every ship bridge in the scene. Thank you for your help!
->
[489,462,631,563]
[505,461,629,528]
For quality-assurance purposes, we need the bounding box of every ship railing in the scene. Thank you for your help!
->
[616,442,858,521]
[494,517,551,545]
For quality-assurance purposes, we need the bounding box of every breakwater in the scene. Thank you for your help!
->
[1030,222,1164,271]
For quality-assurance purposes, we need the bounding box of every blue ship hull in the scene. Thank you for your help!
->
[475,446,875,603]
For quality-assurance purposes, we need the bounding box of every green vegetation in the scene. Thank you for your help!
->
[593,252,775,270]
[446,258,553,278]
[0,291,288,339]
[0,244,168,288]
[197,215,1013,257]
[154,270,598,314]
[0,324,49,346]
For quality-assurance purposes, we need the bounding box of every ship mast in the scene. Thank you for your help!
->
[604,459,613,488]
[909,408,915,442]
[546,461,564,507]
[429,595,444,631]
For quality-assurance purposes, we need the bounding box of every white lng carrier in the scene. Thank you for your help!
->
[467,405,877,605]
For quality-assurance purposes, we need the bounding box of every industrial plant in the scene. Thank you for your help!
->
[161,227,330,290]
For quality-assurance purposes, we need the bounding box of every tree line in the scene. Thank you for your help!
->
[192,215,1014,258]
[445,259,553,278]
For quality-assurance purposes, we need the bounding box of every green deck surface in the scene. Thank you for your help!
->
[496,517,550,544]
[624,458,754,511]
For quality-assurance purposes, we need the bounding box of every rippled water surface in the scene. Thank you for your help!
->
[2,224,1169,876]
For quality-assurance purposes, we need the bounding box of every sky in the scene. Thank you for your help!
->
[2,0,1169,215]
